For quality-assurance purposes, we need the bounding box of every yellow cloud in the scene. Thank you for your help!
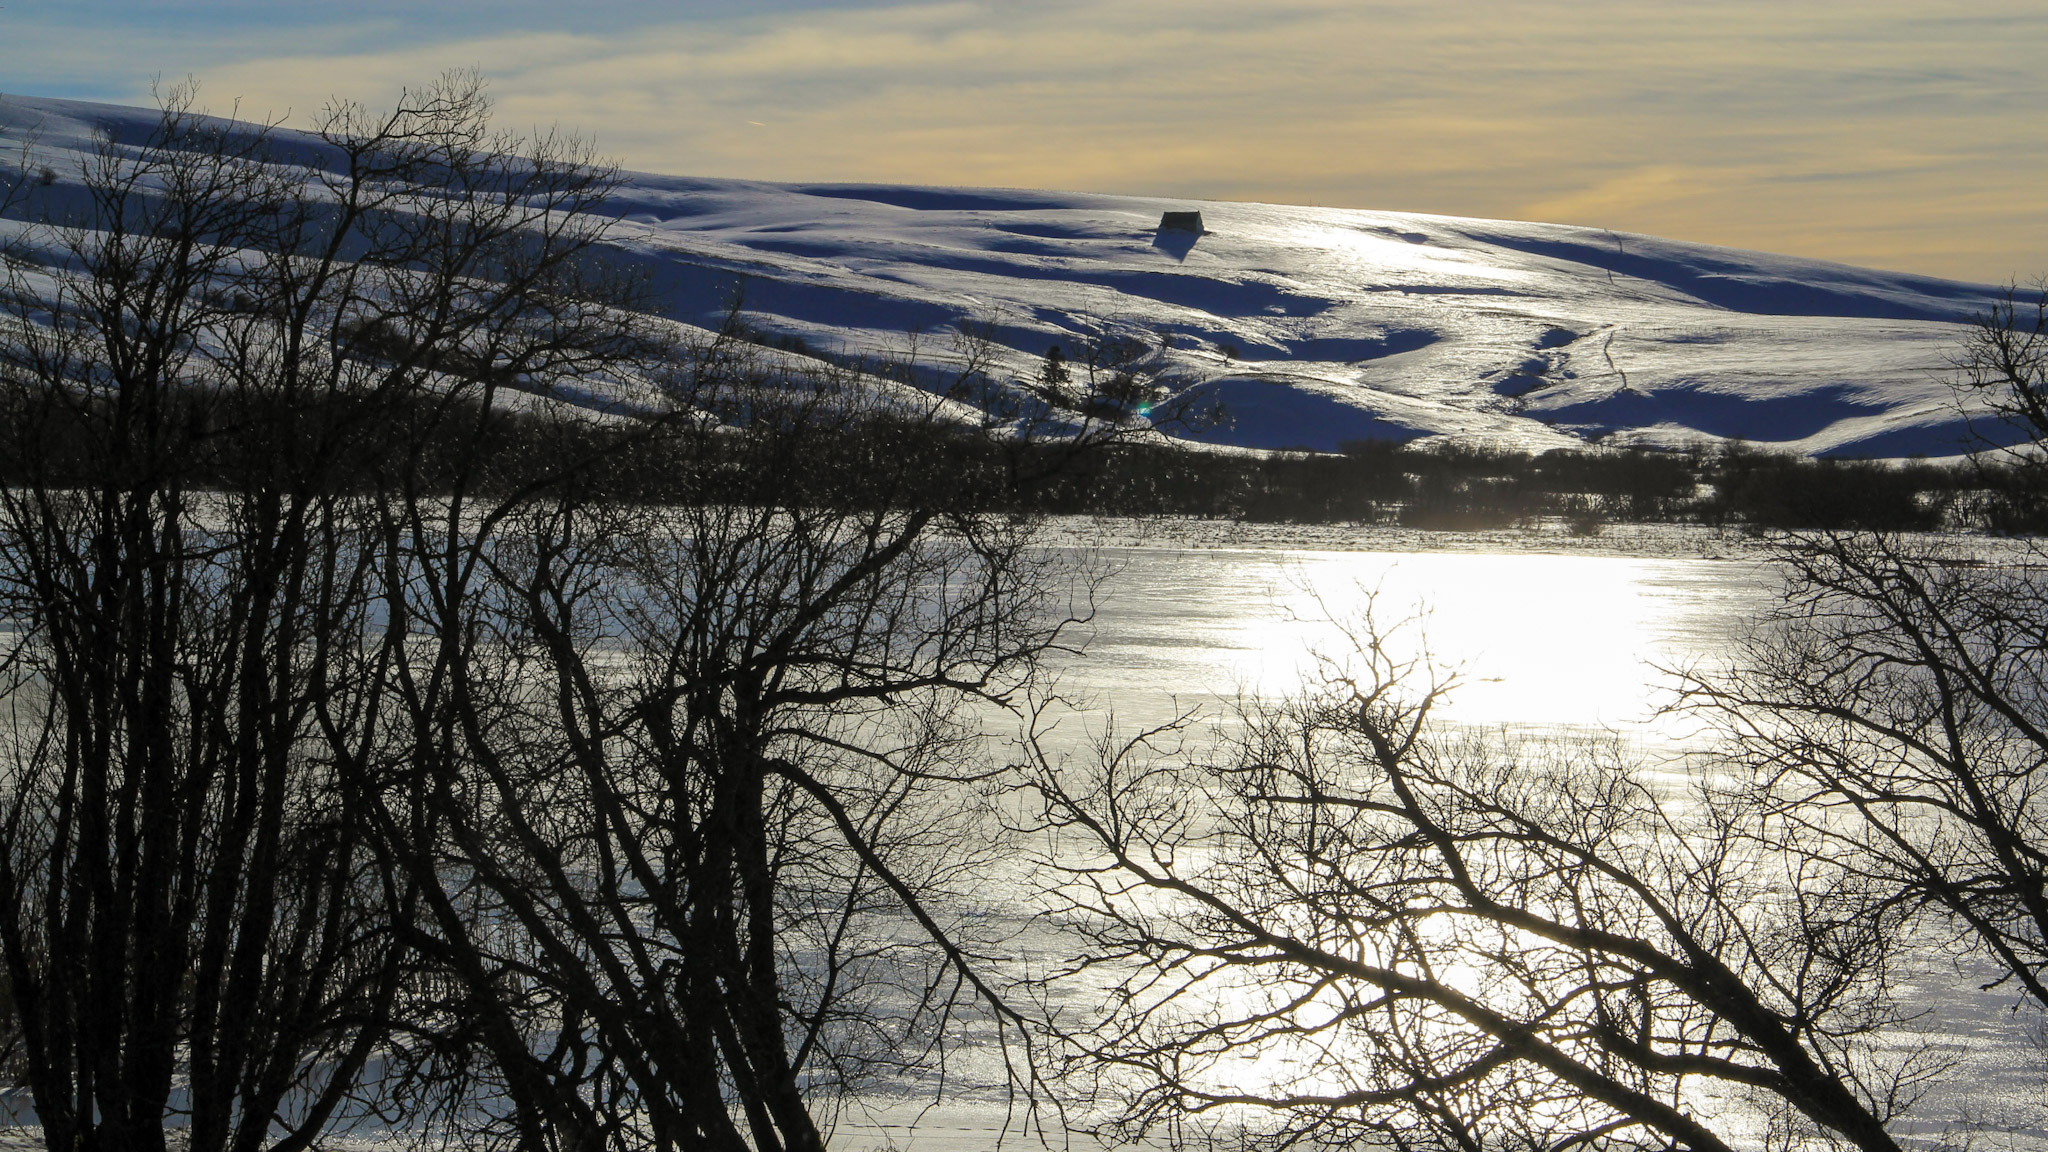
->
[138,0,2048,281]
[1523,166,1727,228]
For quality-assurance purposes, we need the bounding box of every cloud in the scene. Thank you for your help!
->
[7,0,2046,280]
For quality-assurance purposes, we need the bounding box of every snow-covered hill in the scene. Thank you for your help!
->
[2,95,2010,457]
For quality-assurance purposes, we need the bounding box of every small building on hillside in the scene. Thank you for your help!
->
[1158,211,1206,234]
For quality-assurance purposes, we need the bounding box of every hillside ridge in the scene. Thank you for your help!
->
[0,94,2008,457]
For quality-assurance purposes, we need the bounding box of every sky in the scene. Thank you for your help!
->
[4,0,2045,284]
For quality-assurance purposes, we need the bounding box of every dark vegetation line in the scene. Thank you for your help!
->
[1021,438,2014,532]
[3,389,2028,534]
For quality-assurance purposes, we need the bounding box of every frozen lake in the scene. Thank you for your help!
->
[843,539,2043,1151]
[3,535,2032,1151]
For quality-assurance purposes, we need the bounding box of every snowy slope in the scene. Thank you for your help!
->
[1,95,2009,457]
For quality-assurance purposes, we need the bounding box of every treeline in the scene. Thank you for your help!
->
[8,374,2033,536]
[471,416,2039,535]
[38,396,2035,534]
[1024,437,2041,533]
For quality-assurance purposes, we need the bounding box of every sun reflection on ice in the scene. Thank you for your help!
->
[1196,550,1756,743]
[1063,545,1772,752]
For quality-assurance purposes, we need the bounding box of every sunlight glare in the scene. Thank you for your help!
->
[1076,547,1770,744]
[1237,551,1668,728]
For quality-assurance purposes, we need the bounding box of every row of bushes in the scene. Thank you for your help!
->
[5,387,2031,533]
[1027,438,2036,533]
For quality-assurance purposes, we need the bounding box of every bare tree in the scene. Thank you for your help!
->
[0,74,1212,1152]
[0,75,651,1152]
[1955,281,2048,457]
[1676,283,2048,1027]
[1682,532,2048,1022]
[1028,621,1932,1152]
[358,336,1100,1152]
